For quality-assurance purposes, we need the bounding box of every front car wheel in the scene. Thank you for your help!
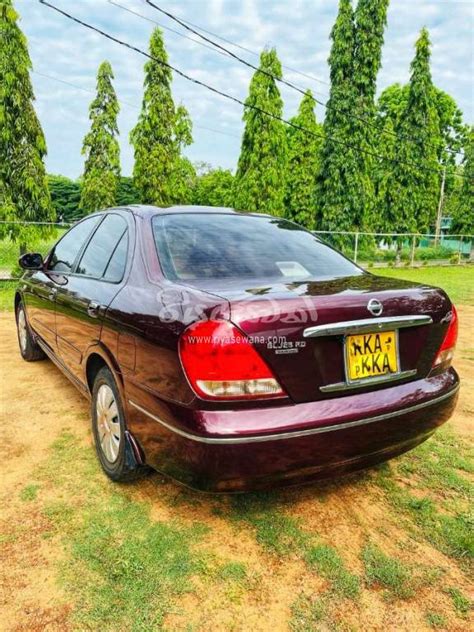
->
[16,303,46,362]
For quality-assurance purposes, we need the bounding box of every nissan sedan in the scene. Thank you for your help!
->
[15,206,459,491]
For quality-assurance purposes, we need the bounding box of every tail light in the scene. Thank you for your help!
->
[179,319,285,400]
[433,305,458,368]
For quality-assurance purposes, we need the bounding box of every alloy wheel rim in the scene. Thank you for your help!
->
[96,384,121,463]
[18,309,28,352]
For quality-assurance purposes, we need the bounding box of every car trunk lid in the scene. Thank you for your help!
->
[185,273,452,403]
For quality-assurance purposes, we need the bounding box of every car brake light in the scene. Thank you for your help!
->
[179,319,285,400]
[433,305,458,368]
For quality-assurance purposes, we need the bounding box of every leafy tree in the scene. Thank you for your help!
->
[130,28,192,206]
[351,0,389,227]
[116,177,141,206]
[170,156,196,205]
[233,48,287,215]
[285,91,322,228]
[80,61,120,213]
[373,116,397,233]
[193,167,234,207]
[451,127,474,235]
[48,175,81,222]
[377,29,440,234]
[377,82,467,232]
[378,83,465,166]
[0,0,53,243]
[316,0,359,235]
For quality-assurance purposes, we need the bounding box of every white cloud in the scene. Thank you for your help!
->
[14,0,474,178]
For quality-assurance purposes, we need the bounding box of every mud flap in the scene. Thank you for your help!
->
[124,430,145,470]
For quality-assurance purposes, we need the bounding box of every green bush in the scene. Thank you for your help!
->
[381,249,397,262]
[417,246,453,261]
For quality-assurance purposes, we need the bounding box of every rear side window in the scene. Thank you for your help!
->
[76,214,128,280]
[48,216,100,273]
[152,213,363,282]
[103,231,128,282]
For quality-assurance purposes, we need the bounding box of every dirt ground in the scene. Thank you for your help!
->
[0,308,473,631]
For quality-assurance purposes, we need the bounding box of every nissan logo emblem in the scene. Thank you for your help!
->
[367,299,383,316]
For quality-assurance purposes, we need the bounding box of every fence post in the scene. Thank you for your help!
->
[435,165,446,247]
[410,236,416,267]
[458,236,463,264]
[354,231,359,263]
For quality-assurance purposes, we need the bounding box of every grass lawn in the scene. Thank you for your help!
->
[0,280,17,311]
[0,229,66,277]
[374,265,474,305]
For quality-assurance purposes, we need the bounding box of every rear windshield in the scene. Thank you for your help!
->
[152,213,363,282]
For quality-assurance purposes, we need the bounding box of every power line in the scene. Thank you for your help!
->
[145,1,464,160]
[31,69,240,139]
[108,0,329,100]
[158,2,331,89]
[32,70,137,109]
[107,0,236,63]
[38,0,469,180]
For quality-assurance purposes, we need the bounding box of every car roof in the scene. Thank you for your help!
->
[124,205,274,219]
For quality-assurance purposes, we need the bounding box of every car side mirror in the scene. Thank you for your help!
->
[18,252,44,270]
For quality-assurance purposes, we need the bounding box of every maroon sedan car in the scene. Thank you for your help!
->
[16,206,459,491]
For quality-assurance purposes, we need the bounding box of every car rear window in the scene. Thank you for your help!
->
[152,213,363,282]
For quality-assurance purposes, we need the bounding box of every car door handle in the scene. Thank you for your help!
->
[87,301,102,318]
[48,287,57,301]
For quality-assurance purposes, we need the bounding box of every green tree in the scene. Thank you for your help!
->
[169,156,196,204]
[316,0,359,235]
[378,29,440,234]
[0,0,53,241]
[285,90,322,228]
[351,0,389,228]
[378,83,464,166]
[233,48,287,215]
[451,127,474,235]
[48,175,81,222]
[80,61,120,213]
[373,116,397,233]
[116,177,141,206]
[193,167,234,207]
[130,28,192,206]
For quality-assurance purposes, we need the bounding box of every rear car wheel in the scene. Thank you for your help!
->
[91,367,147,482]
[16,303,46,361]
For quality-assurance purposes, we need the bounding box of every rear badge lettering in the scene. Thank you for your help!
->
[267,337,306,354]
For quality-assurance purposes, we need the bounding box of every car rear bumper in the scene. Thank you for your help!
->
[126,368,459,492]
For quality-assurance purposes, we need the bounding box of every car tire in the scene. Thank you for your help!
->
[91,366,148,482]
[16,302,46,362]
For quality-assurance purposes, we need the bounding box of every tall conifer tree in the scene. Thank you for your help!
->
[0,0,53,229]
[382,29,440,233]
[285,91,322,228]
[80,61,120,213]
[451,127,474,235]
[233,48,287,215]
[316,0,358,234]
[130,28,192,206]
[352,0,389,227]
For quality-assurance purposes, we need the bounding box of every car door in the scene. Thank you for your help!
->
[55,211,131,383]
[24,216,101,352]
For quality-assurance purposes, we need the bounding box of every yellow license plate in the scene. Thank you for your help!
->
[345,330,399,382]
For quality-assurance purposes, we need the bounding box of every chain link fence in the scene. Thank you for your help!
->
[0,220,472,280]
[0,221,72,280]
[314,230,473,267]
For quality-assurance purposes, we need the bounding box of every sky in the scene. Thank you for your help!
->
[16,0,474,179]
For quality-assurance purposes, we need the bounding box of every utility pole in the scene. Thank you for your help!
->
[434,165,446,247]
